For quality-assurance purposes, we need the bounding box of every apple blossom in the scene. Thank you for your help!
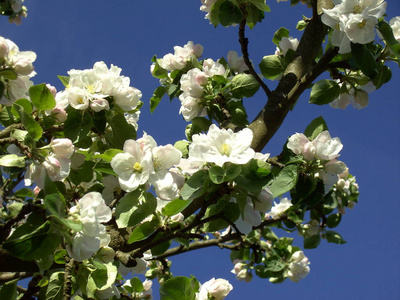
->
[50,138,74,159]
[321,0,387,53]
[67,192,112,261]
[200,0,218,20]
[110,139,153,192]
[268,198,293,219]
[159,41,203,71]
[287,251,310,282]
[227,50,249,73]
[275,36,299,56]
[231,259,252,282]
[189,124,255,167]
[196,278,233,300]
[388,16,400,43]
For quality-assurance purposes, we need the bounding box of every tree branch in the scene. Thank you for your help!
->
[249,10,330,152]
[0,272,33,285]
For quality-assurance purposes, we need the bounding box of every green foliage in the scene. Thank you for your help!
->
[230,73,260,98]
[272,27,289,46]
[304,116,328,140]
[309,79,341,105]
[115,190,157,228]
[64,110,93,143]
[29,83,56,111]
[160,276,200,300]
[259,55,286,80]
[268,164,298,198]
[0,153,25,168]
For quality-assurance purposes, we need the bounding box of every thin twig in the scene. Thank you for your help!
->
[238,19,272,98]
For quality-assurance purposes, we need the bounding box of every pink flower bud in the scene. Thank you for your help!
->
[51,138,74,158]
[46,84,57,98]
[90,99,110,112]
[193,43,204,57]
[51,107,67,123]
[195,72,208,86]
[0,38,9,59]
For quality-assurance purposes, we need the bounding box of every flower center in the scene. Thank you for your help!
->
[221,143,231,156]
[133,162,143,172]
[357,19,367,29]
[77,96,85,104]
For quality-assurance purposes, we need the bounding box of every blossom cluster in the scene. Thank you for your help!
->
[321,0,387,54]
[66,192,112,261]
[111,133,183,200]
[287,251,310,282]
[24,138,74,189]
[56,61,142,112]
[287,131,347,193]
[0,35,36,105]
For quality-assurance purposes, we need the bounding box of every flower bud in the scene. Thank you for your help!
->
[51,138,74,158]
[193,43,204,58]
[90,99,110,112]
[0,37,9,59]
[51,107,68,123]
[13,57,34,75]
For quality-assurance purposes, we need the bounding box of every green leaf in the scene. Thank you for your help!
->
[0,69,18,80]
[108,113,136,149]
[265,256,286,272]
[304,234,321,249]
[13,103,43,141]
[150,86,167,113]
[93,148,124,162]
[69,160,96,185]
[259,55,286,80]
[54,249,68,264]
[296,19,307,31]
[150,55,168,79]
[218,1,242,27]
[0,154,25,168]
[351,43,378,79]
[115,190,157,228]
[203,202,240,232]
[326,213,342,228]
[304,116,328,140]
[268,164,298,197]
[185,117,212,141]
[309,79,340,105]
[377,21,400,63]
[160,276,200,300]
[162,198,192,217]
[44,271,64,300]
[128,218,161,244]
[3,220,61,261]
[325,230,346,244]
[29,83,56,110]
[227,100,249,127]
[248,0,270,12]
[57,75,70,87]
[287,211,303,224]
[0,279,17,300]
[373,65,392,90]
[180,170,208,201]
[64,109,93,143]
[230,73,260,98]
[272,27,289,46]
[209,163,241,184]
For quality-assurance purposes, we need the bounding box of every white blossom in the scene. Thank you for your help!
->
[227,50,249,73]
[189,124,255,167]
[110,139,153,192]
[159,41,203,71]
[200,0,218,20]
[268,198,292,219]
[196,278,233,300]
[287,251,310,282]
[275,36,299,56]
[231,259,252,282]
[67,192,112,262]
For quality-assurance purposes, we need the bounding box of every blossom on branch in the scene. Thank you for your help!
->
[196,277,233,300]
[188,124,255,167]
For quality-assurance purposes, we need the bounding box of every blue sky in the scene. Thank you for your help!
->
[2,1,400,299]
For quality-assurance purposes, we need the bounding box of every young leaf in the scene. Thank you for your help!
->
[150,86,167,113]
[272,27,289,46]
[64,109,93,143]
[160,276,200,300]
[115,190,157,228]
[325,230,346,244]
[309,79,340,105]
[0,154,25,168]
[268,164,298,197]
[351,43,378,79]
[230,73,260,98]
[259,55,286,80]
[304,116,328,140]
[13,103,43,141]
[29,83,56,110]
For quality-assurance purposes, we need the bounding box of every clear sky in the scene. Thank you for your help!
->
[2,1,400,299]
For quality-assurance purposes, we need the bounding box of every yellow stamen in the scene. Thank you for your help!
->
[133,162,143,172]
